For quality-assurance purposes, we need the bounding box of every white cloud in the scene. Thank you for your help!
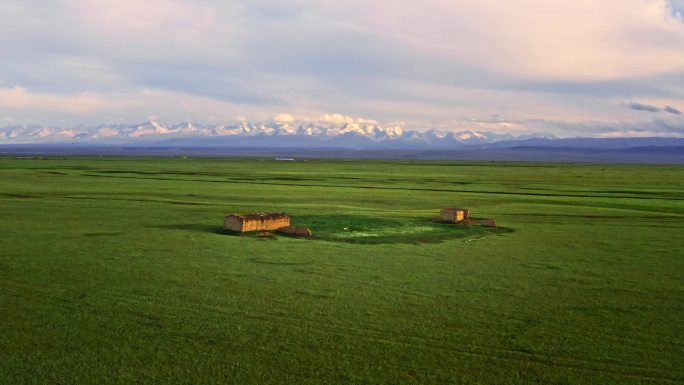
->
[319,114,355,124]
[597,129,682,138]
[64,0,230,41]
[2,0,684,137]
[0,86,278,123]
[96,127,120,137]
[0,86,128,114]
[327,0,684,80]
[273,113,296,123]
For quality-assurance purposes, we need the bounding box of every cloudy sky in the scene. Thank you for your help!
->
[2,0,684,137]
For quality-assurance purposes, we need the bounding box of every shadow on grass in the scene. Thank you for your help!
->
[154,224,285,241]
[83,232,125,237]
[155,223,237,236]
[248,257,308,266]
[0,193,37,199]
[155,217,514,245]
[297,214,514,245]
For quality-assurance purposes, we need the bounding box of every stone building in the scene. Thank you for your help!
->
[440,208,469,223]
[224,212,291,232]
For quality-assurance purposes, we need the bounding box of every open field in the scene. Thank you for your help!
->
[1,157,683,384]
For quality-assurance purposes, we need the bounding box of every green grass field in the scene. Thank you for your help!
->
[1,157,683,384]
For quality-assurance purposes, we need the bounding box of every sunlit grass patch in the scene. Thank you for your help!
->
[293,214,503,244]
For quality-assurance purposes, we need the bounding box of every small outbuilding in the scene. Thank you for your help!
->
[440,208,469,223]
[224,212,291,232]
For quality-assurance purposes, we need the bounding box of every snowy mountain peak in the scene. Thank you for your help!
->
[0,116,552,148]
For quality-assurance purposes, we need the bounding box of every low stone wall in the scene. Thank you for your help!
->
[277,226,313,237]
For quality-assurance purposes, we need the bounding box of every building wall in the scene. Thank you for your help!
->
[225,216,291,232]
[224,216,245,232]
[242,217,291,232]
[441,209,467,223]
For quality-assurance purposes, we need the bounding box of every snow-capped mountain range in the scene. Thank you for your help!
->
[0,116,552,148]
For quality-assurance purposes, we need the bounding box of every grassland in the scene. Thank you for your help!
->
[0,157,683,384]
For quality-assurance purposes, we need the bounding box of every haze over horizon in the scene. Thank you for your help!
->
[2,1,684,139]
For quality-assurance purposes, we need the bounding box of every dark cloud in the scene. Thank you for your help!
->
[623,103,683,115]
[665,106,683,115]
[670,0,684,16]
[625,102,660,113]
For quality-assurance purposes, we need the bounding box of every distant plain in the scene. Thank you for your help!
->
[1,157,682,384]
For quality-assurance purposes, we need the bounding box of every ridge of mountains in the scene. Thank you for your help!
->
[0,119,550,148]
[2,119,683,155]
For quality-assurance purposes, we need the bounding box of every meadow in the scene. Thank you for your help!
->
[0,157,682,384]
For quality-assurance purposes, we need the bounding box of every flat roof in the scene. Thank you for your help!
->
[226,212,289,220]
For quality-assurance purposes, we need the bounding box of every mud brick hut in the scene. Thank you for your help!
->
[224,212,291,232]
[440,208,470,223]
